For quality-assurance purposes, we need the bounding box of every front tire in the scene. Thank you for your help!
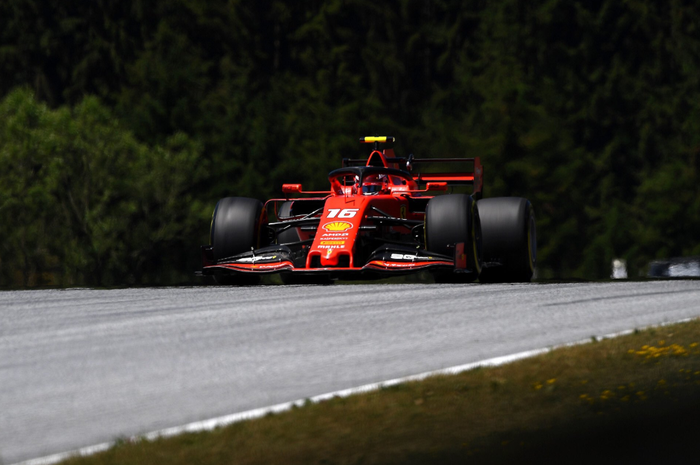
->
[425,194,482,283]
[210,197,266,285]
[478,197,536,283]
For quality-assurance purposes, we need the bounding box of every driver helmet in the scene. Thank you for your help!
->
[362,174,388,195]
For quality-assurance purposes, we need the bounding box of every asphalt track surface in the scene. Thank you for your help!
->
[2,280,700,464]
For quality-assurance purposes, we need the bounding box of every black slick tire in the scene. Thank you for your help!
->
[425,194,482,283]
[478,197,536,283]
[277,201,301,245]
[210,197,265,285]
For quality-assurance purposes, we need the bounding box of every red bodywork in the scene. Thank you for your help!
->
[200,139,482,280]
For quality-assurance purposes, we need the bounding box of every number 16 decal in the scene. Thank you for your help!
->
[327,208,359,218]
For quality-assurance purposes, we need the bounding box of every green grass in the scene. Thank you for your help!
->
[62,320,700,465]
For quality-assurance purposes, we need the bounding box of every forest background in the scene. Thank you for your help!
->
[1,0,699,287]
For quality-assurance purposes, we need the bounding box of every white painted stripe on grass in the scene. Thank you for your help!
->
[14,316,697,465]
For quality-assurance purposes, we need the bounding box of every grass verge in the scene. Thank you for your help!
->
[63,319,700,465]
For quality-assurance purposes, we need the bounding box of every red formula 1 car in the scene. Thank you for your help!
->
[199,137,536,284]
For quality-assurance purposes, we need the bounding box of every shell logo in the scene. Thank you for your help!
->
[322,221,353,232]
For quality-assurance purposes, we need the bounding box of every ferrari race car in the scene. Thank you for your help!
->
[199,136,536,284]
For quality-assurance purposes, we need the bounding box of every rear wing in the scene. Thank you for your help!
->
[343,154,483,199]
[412,157,484,198]
[343,137,483,198]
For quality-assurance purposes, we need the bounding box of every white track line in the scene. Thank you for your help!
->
[13,317,696,465]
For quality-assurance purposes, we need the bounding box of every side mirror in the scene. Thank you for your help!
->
[426,182,448,191]
[282,184,302,194]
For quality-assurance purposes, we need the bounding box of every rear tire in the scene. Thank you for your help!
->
[277,201,301,245]
[425,194,482,283]
[478,197,536,283]
[210,197,266,285]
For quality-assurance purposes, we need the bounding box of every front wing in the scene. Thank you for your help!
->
[199,244,472,280]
